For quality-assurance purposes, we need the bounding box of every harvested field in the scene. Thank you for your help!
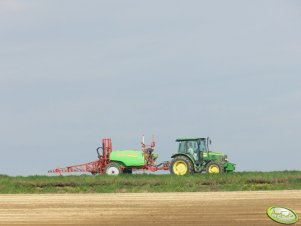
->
[0,190,300,225]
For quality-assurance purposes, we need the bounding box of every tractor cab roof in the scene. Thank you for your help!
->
[175,138,206,142]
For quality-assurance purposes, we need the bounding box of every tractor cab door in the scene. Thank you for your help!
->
[197,139,207,163]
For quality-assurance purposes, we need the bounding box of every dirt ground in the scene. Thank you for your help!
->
[0,191,300,226]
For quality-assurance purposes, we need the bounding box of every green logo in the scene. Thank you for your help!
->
[267,206,298,225]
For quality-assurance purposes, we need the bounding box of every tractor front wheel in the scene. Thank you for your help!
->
[105,162,123,176]
[206,162,223,174]
[170,156,193,175]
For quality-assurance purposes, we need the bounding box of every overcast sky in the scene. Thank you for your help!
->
[0,0,300,175]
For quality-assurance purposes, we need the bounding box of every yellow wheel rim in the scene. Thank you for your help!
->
[173,160,187,175]
[208,165,220,174]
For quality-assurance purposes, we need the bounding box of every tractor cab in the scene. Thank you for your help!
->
[176,137,210,163]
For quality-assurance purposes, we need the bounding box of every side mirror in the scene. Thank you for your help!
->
[206,137,212,145]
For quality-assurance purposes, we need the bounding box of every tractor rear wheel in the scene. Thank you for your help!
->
[206,162,223,174]
[105,162,123,176]
[170,156,193,175]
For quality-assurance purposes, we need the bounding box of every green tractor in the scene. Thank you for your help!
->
[170,137,235,175]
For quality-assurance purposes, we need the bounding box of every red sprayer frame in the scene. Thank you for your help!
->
[48,138,112,175]
[48,137,169,175]
[138,136,169,172]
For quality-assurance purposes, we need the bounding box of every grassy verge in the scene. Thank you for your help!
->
[0,171,301,193]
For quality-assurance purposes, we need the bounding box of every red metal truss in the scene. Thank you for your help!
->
[48,138,112,175]
[48,160,101,175]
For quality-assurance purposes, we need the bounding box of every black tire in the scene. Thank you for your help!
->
[205,161,223,174]
[123,168,132,174]
[170,156,193,175]
[105,162,123,176]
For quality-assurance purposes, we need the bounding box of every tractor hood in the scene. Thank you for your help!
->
[203,151,227,162]
[203,151,225,157]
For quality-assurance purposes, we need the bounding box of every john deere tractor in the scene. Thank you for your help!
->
[170,137,235,175]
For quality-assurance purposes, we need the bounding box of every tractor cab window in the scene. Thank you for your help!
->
[187,141,199,161]
[178,141,197,154]
[178,142,186,153]
[199,140,207,151]
[187,141,198,153]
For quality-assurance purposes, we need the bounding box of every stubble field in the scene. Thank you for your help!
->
[0,190,300,226]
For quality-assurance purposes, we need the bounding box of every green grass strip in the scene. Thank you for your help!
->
[0,171,300,193]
